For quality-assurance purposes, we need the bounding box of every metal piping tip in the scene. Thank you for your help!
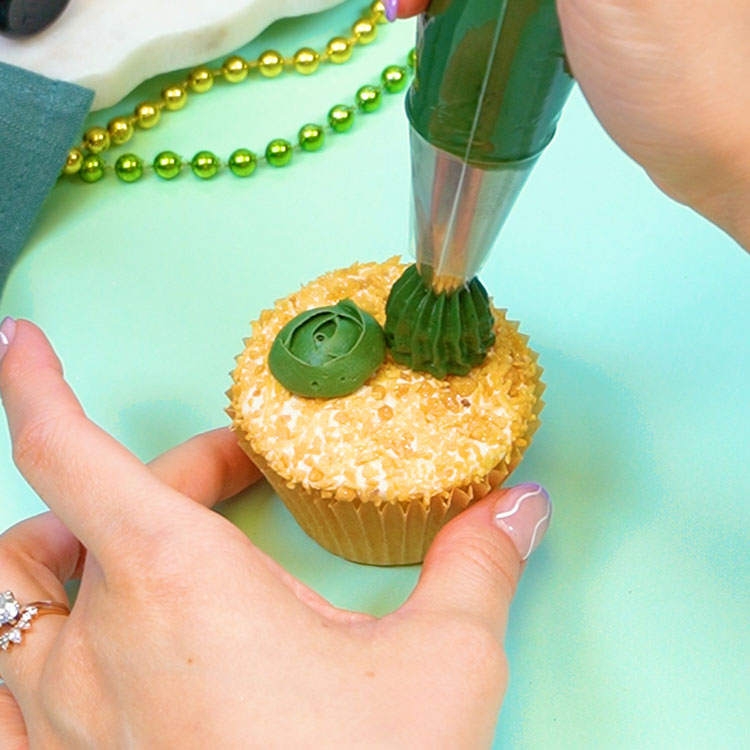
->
[409,126,538,292]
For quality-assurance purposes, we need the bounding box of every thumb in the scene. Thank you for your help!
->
[405,484,552,639]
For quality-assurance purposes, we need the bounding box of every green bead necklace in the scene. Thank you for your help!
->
[76,56,413,185]
[65,1,417,186]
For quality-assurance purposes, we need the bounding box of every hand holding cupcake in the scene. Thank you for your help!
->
[229,258,544,564]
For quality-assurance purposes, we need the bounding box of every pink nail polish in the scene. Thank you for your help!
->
[384,0,398,22]
[0,317,17,365]
[494,483,551,561]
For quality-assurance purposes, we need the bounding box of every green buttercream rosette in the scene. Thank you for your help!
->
[384,265,496,379]
[268,299,386,398]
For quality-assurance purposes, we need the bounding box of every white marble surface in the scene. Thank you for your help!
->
[0,0,343,110]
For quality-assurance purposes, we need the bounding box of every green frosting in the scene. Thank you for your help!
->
[384,265,495,379]
[268,299,386,398]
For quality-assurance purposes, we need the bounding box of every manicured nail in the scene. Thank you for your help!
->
[494,483,551,561]
[0,317,16,365]
[384,0,398,22]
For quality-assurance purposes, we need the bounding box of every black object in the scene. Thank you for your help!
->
[0,0,71,36]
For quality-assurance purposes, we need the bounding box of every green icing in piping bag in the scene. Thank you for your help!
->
[408,0,574,166]
[392,1,573,375]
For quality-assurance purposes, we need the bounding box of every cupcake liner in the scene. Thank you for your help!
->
[229,330,544,566]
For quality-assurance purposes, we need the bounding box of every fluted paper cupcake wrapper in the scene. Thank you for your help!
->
[229,327,544,566]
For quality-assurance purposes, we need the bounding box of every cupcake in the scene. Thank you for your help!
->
[227,258,543,565]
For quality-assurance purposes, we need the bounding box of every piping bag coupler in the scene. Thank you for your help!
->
[406,0,575,293]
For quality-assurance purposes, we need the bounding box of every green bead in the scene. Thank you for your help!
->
[298,123,325,152]
[153,151,182,180]
[79,154,105,183]
[228,148,257,177]
[327,104,355,133]
[381,64,408,93]
[114,154,143,183]
[191,150,220,179]
[356,85,382,113]
[265,139,293,167]
[407,48,417,70]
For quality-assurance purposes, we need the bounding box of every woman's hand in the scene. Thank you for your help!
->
[555,0,750,249]
[0,320,551,749]
[397,0,750,249]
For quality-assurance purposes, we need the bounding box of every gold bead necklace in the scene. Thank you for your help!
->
[60,1,414,185]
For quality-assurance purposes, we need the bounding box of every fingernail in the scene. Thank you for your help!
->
[494,483,551,561]
[384,0,398,22]
[0,317,16,365]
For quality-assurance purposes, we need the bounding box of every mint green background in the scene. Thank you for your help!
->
[1,2,749,747]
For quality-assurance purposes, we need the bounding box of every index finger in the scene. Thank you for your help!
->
[147,428,261,508]
[393,0,428,19]
[0,320,185,564]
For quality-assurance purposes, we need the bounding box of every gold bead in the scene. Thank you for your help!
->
[83,126,110,154]
[134,101,161,129]
[188,67,214,93]
[108,116,134,145]
[326,37,352,64]
[293,47,320,75]
[352,18,377,44]
[258,50,284,77]
[222,55,248,83]
[161,84,188,111]
[62,147,83,175]
[370,0,387,24]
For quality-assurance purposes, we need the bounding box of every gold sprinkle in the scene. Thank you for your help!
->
[451,377,478,396]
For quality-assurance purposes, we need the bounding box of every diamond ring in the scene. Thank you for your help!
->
[0,590,70,653]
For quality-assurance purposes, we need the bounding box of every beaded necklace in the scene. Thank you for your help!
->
[60,1,414,185]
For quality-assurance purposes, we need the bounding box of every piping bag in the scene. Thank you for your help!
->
[385,0,574,376]
[406,0,574,293]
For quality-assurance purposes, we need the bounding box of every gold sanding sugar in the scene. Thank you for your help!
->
[229,258,540,503]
